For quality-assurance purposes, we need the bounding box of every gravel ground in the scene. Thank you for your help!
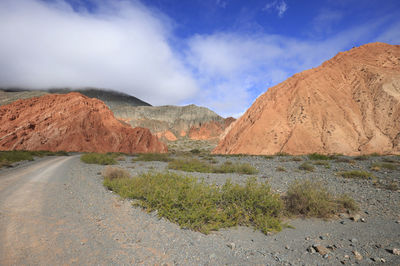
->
[1,154,399,265]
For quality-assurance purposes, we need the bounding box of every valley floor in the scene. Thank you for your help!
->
[0,154,399,265]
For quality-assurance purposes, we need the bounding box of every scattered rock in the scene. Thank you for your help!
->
[353,250,363,261]
[313,245,330,256]
[227,243,235,250]
[351,214,361,222]
[390,248,400,255]
[307,246,316,254]
[350,238,358,243]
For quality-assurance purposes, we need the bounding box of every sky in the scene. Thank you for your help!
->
[0,0,399,117]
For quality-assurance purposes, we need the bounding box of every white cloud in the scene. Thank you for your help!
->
[312,9,344,34]
[263,0,288,17]
[216,0,227,8]
[0,0,199,105]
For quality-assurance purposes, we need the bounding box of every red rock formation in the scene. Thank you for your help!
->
[214,42,400,155]
[189,117,236,140]
[0,93,167,153]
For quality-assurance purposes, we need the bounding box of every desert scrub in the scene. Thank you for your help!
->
[313,160,330,169]
[371,162,397,171]
[80,153,117,165]
[285,179,358,218]
[104,172,283,234]
[168,159,258,174]
[340,170,374,179]
[0,150,68,168]
[298,162,315,172]
[133,153,172,162]
[102,166,131,180]
[308,153,335,160]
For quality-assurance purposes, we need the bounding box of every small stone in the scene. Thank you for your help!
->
[319,236,327,240]
[305,237,310,240]
[313,245,330,256]
[340,221,346,225]
[396,220,400,224]
[353,250,363,261]
[227,243,235,250]
[285,245,290,250]
[380,258,386,263]
[350,238,358,243]
[307,246,316,253]
[391,248,400,255]
[351,214,361,222]
[360,218,366,222]
[344,255,350,259]
[323,254,329,259]
[370,257,379,262]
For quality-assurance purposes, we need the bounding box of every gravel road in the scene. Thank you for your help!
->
[0,155,399,265]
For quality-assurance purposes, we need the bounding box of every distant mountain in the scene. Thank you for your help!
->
[0,88,151,108]
[214,42,400,155]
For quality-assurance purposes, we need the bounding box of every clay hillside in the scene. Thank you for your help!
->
[114,105,235,142]
[0,92,167,153]
[0,88,235,143]
[214,42,400,156]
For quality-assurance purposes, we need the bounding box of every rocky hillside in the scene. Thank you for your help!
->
[114,105,235,142]
[0,88,150,108]
[214,42,400,155]
[0,92,167,153]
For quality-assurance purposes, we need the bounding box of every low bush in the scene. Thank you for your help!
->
[80,153,117,165]
[371,162,397,171]
[340,170,374,179]
[168,159,258,175]
[133,153,172,162]
[104,172,283,234]
[308,153,335,160]
[102,166,131,180]
[285,179,358,218]
[276,166,286,172]
[298,162,315,172]
[291,157,303,162]
[0,150,69,168]
[313,160,330,169]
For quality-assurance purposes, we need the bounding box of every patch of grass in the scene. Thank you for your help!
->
[190,149,201,154]
[354,155,368,161]
[285,179,359,218]
[80,153,117,165]
[133,153,172,162]
[313,160,331,169]
[102,166,131,180]
[308,153,335,160]
[104,172,283,234]
[298,162,315,172]
[335,157,356,164]
[276,166,286,172]
[371,162,397,171]
[168,159,258,175]
[0,150,69,168]
[339,170,374,179]
[382,157,398,163]
[262,155,275,159]
[275,152,289,156]
[291,157,303,162]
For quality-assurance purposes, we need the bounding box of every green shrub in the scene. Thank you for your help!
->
[291,157,303,162]
[298,162,315,171]
[371,162,397,171]
[80,153,117,165]
[102,166,131,180]
[133,153,172,162]
[190,149,201,154]
[0,150,69,168]
[104,172,283,234]
[168,159,258,175]
[276,166,286,172]
[262,155,275,159]
[313,160,331,169]
[308,153,334,160]
[340,170,374,179]
[285,179,358,218]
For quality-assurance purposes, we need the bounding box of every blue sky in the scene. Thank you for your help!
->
[0,0,399,117]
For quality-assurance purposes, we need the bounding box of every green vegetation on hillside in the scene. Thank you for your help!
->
[133,153,172,162]
[339,170,374,179]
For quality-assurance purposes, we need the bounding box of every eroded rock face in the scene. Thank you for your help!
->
[214,42,400,155]
[114,105,235,142]
[0,93,167,153]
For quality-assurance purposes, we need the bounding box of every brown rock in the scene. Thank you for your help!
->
[353,250,363,261]
[313,245,330,255]
[0,93,167,153]
[214,42,400,155]
[189,118,235,140]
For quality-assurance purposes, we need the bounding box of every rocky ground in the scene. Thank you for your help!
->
[1,154,399,265]
[102,153,400,265]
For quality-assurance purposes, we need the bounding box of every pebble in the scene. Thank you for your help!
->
[391,248,400,255]
[340,221,346,225]
[353,250,363,261]
[350,238,358,243]
[360,218,366,222]
[307,246,316,254]
[313,245,330,256]
[227,243,235,250]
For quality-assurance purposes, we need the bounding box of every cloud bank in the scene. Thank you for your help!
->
[0,0,198,105]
